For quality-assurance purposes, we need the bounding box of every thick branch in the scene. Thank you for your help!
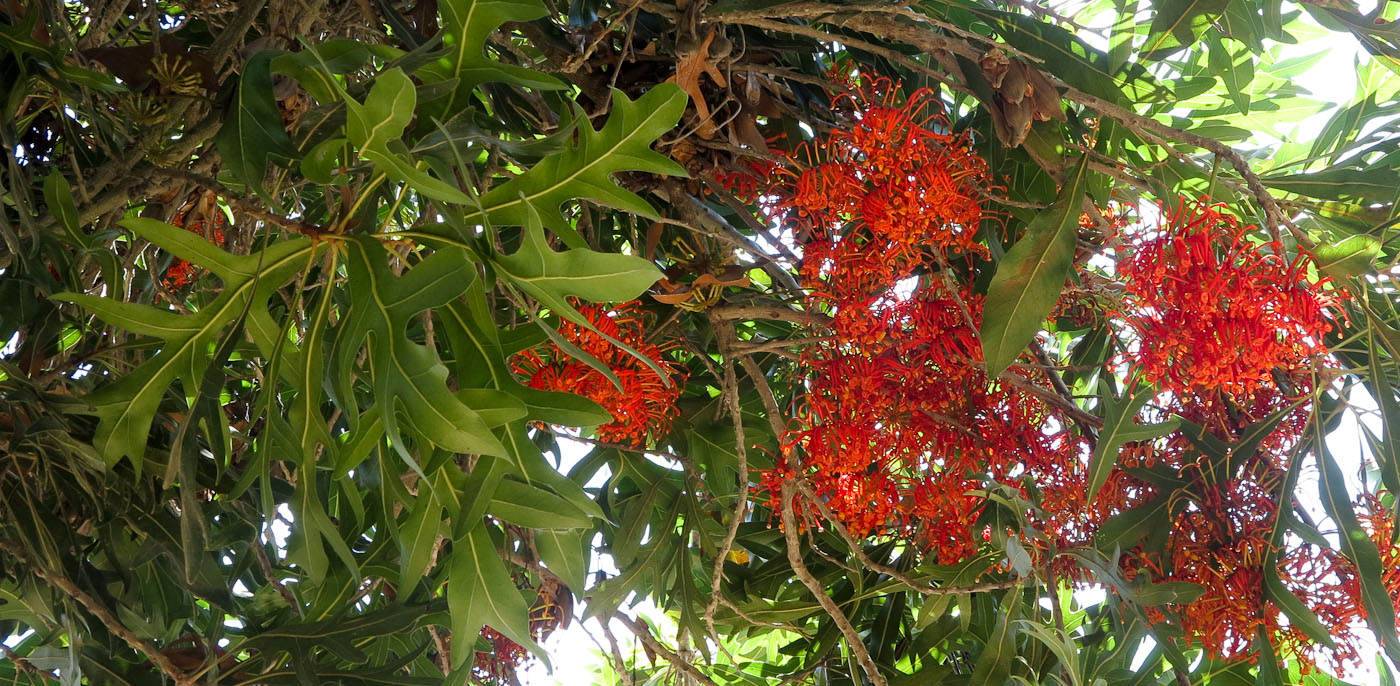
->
[710,304,829,326]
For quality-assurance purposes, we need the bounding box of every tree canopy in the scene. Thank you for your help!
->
[3,0,1400,684]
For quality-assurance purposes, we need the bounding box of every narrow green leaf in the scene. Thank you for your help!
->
[1316,433,1400,666]
[1088,380,1178,501]
[970,589,1022,686]
[1096,494,1171,552]
[1132,580,1204,606]
[1254,628,1283,685]
[486,479,594,530]
[1263,166,1400,203]
[981,155,1091,377]
[43,174,84,247]
[399,481,445,590]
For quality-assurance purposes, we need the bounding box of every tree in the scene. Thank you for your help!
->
[2,0,1399,683]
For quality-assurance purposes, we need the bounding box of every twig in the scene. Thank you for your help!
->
[251,536,301,617]
[1056,85,1313,248]
[0,643,59,683]
[0,540,194,686]
[597,621,636,686]
[778,480,889,686]
[704,320,751,651]
[789,478,1024,597]
[147,168,326,238]
[1029,341,1097,435]
[720,16,968,97]
[614,614,723,686]
[718,595,809,635]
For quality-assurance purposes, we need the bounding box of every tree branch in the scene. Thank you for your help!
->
[0,540,194,686]
[778,480,889,686]
[614,614,723,686]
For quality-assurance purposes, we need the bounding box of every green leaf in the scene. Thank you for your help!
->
[215,51,297,197]
[434,85,688,249]
[333,237,509,460]
[1132,580,1204,606]
[980,155,1090,377]
[1096,493,1172,552]
[439,295,612,428]
[536,529,590,591]
[1263,563,1334,649]
[417,0,564,122]
[271,38,397,104]
[54,219,315,467]
[1314,234,1382,278]
[1263,166,1400,204]
[486,479,594,529]
[342,68,475,204]
[1144,0,1230,58]
[491,202,668,379]
[1014,620,1082,686]
[1088,380,1178,501]
[1257,631,1290,686]
[1208,33,1253,115]
[399,477,446,590]
[970,589,1021,686]
[43,174,83,247]
[287,475,359,583]
[1315,433,1400,666]
[491,206,662,309]
[447,525,543,670]
[237,603,429,656]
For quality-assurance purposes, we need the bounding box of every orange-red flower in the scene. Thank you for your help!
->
[512,300,684,447]
[473,626,529,685]
[1116,199,1340,399]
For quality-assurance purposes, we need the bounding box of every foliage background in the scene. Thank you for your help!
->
[2,0,1400,684]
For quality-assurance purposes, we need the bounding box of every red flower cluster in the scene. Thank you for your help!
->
[1116,199,1339,398]
[759,79,1146,563]
[1110,201,1365,670]
[774,80,992,304]
[747,73,1362,676]
[512,300,685,447]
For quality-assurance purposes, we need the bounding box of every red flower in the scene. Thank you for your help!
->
[473,626,529,684]
[512,301,685,447]
[1116,199,1340,399]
